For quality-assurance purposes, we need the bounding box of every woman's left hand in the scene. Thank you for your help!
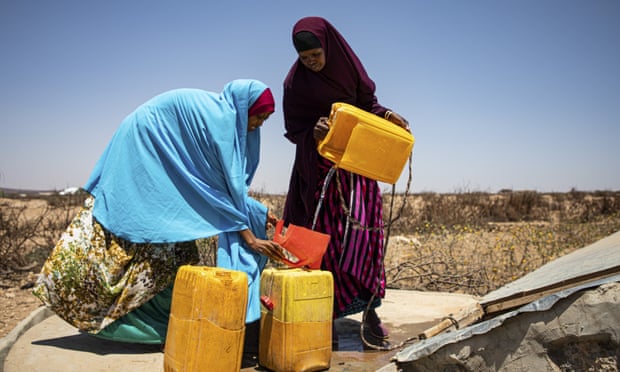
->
[386,111,410,131]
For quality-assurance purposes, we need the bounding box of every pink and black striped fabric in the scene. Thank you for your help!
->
[314,157,386,317]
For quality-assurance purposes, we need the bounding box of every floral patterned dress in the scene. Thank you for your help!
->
[33,196,201,334]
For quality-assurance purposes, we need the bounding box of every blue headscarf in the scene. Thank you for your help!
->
[84,79,272,322]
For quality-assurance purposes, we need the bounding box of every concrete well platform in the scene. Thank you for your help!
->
[2,289,478,372]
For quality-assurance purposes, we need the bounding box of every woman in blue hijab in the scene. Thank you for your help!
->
[34,79,285,344]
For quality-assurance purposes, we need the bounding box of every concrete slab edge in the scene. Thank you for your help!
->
[0,306,53,365]
[376,362,399,371]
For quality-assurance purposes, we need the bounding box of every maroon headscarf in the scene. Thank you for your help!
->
[282,16,389,227]
[248,88,275,116]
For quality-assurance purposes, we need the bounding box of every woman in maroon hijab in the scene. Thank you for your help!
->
[282,16,409,342]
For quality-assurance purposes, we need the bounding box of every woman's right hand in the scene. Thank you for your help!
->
[239,229,286,262]
[313,117,330,141]
[250,239,287,262]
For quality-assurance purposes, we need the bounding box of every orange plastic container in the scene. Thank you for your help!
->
[259,268,334,372]
[164,265,248,372]
[317,102,415,184]
[272,220,330,269]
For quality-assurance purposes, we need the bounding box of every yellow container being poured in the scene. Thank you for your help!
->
[317,102,414,184]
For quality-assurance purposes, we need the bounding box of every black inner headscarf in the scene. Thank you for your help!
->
[293,31,322,52]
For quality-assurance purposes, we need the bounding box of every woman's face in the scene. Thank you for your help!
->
[248,112,272,132]
[298,48,326,72]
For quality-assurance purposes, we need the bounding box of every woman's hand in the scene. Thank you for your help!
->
[251,239,287,262]
[239,229,286,262]
[313,117,330,141]
[385,111,410,131]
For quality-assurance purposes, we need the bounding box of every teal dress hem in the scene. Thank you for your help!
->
[93,285,173,344]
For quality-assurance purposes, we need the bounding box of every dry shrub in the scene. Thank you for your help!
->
[0,192,84,273]
[2,189,619,297]
[381,190,620,296]
[384,190,620,234]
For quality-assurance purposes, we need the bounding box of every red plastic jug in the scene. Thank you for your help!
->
[272,220,330,269]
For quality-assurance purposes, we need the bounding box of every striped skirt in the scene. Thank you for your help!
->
[314,158,386,318]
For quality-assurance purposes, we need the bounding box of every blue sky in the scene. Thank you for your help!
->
[1,0,618,194]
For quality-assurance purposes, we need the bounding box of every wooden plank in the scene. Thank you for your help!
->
[482,265,620,315]
[418,302,484,340]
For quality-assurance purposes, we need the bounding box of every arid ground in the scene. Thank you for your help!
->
[2,189,619,339]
